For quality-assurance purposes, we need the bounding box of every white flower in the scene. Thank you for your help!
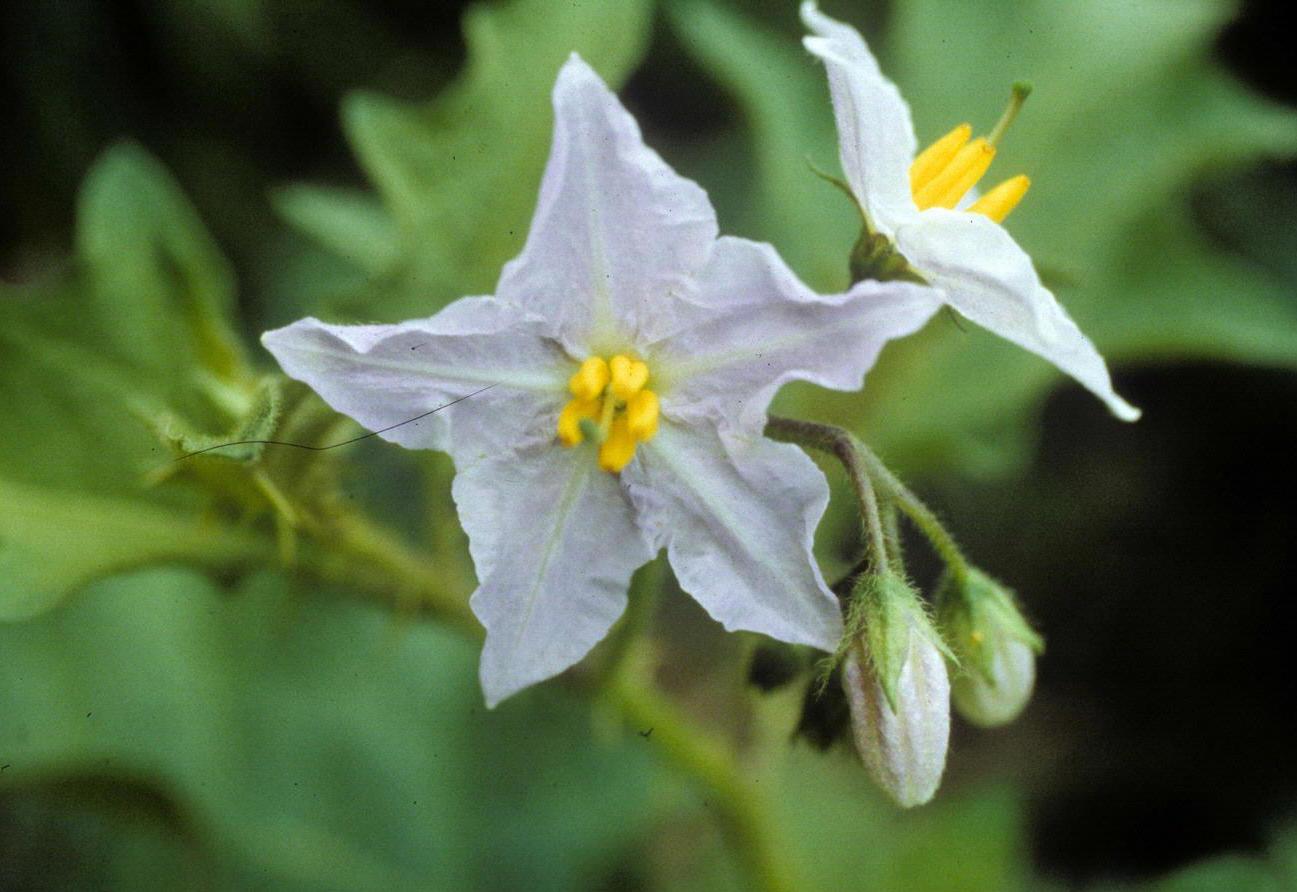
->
[801,2,1140,421]
[262,55,939,707]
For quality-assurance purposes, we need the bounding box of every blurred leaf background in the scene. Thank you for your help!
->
[3,0,1296,889]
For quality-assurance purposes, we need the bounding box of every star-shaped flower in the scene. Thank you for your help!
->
[801,2,1139,421]
[263,55,939,706]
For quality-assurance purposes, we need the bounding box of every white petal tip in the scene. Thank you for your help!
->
[802,35,827,58]
[799,1,827,29]
[557,52,595,81]
[478,673,516,711]
[1113,400,1142,423]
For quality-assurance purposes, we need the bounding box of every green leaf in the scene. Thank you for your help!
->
[0,145,308,618]
[672,0,1297,476]
[271,185,400,277]
[283,0,654,320]
[75,141,250,388]
[1145,856,1287,892]
[673,746,1029,892]
[0,568,657,890]
[669,0,862,289]
[0,478,270,621]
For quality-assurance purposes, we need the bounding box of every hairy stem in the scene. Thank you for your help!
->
[765,415,889,572]
[766,416,970,582]
[309,511,481,637]
[851,439,971,582]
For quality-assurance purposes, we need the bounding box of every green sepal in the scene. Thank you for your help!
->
[849,225,928,286]
[805,158,858,208]
[821,570,950,714]
[867,573,953,713]
[805,156,928,288]
[936,568,1044,684]
[156,376,285,465]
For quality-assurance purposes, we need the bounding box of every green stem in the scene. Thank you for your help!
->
[307,512,481,639]
[606,663,797,892]
[765,416,889,572]
[599,555,666,683]
[881,500,905,575]
[766,416,970,582]
[851,440,971,582]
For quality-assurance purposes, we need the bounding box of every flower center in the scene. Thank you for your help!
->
[556,354,660,473]
[908,83,1032,223]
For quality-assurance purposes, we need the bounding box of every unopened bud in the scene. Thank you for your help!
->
[937,569,1043,728]
[841,573,950,808]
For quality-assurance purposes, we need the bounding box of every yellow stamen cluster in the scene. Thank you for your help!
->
[909,124,1029,222]
[557,354,660,473]
[909,84,1034,223]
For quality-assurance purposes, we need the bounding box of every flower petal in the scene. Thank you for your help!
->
[495,54,718,352]
[460,445,653,707]
[653,237,940,435]
[622,422,842,652]
[801,2,918,235]
[261,297,570,457]
[897,209,1141,420]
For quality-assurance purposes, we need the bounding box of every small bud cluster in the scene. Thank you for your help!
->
[836,563,1043,807]
[785,425,1046,809]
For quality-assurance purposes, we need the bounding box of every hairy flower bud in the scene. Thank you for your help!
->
[937,569,1043,728]
[841,574,951,807]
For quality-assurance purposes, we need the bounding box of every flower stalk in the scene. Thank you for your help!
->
[765,416,970,584]
[605,648,798,892]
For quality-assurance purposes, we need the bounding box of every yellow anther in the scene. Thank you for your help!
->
[913,138,995,211]
[569,356,609,401]
[598,416,637,473]
[968,174,1031,223]
[557,397,601,446]
[626,390,660,442]
[909,123,971,195]
[560,354,661,471]
[609,354,649,402]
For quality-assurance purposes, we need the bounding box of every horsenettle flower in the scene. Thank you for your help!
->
[800,2,1140,421]
[262,55,939,707]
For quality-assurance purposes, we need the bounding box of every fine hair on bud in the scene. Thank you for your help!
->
[936,569,1044,729]
[840,573,951,808]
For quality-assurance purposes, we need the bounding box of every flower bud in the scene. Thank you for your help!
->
[952,635,1035,728]
[841,573,950,808]
[937,569,1043,728]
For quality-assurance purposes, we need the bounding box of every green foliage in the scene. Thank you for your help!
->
[671,0,1297,475]
[75,142,249,388]
[1,568,656,890]
[0,145,344,619]
[0,145,275,619]
[678,757,1030,892]
[281,0,654,320]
